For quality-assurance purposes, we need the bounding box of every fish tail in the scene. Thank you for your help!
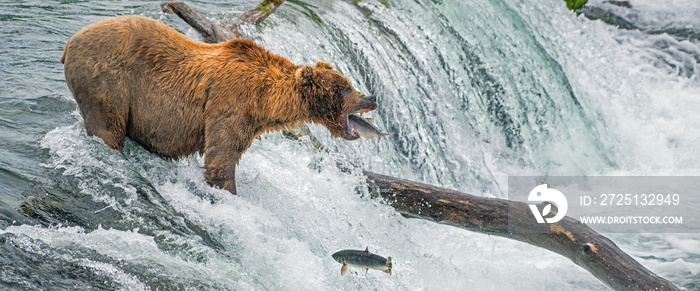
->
[386,256,392,275]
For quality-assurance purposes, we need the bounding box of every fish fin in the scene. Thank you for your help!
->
[365,268,369,273]
[364,247,369,253]
[384,269,392,276]
[378,133,391,142]
[365,117,375,124]
[341,263,348,276]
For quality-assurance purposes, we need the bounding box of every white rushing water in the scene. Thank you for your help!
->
[1,0,698,289]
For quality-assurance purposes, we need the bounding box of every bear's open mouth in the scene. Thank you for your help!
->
[341,114,361,140]
[341,95,377,140]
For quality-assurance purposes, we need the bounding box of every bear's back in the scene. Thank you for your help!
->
[62,16,215,159]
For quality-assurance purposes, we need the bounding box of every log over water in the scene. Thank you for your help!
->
[364,172,678,291]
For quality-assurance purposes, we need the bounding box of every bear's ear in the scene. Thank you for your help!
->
[315,61,333,70]
[295,65,314,86]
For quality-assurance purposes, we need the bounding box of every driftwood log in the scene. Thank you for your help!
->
[366,172,678,291]
[159,2,679,290]
[161,1,286,39]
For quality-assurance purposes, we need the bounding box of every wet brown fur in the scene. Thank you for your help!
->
[61,16,372,194]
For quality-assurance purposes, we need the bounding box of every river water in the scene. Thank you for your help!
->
[0,0,698,290]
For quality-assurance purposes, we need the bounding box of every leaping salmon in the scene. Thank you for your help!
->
[332,247,392,275]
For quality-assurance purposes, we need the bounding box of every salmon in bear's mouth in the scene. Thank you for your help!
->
[341,95,377,140]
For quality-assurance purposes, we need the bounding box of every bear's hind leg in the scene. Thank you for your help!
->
[74,91,127,151]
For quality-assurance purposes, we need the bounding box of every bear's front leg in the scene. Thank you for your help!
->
[205,150,241,194]
[204,116,255,195]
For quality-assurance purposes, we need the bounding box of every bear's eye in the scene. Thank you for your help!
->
[342,85,353,96]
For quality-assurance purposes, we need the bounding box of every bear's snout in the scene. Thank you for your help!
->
[355,95,378,114]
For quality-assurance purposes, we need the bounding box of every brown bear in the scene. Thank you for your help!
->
[61,15,377,194]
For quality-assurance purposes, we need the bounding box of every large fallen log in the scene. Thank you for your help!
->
[365,172,678,291]
[159,2,679,290]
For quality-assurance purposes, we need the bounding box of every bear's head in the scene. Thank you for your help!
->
[295,61,377,140]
